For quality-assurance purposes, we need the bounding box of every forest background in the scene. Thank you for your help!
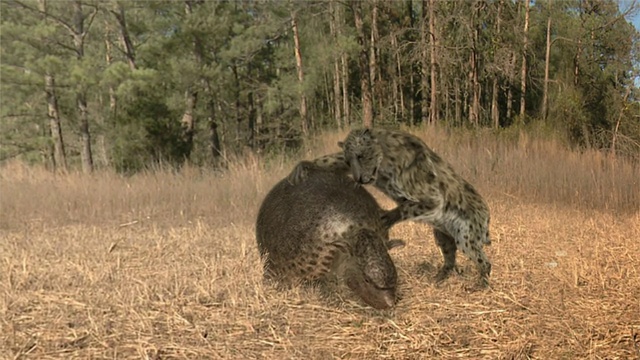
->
[1,0,639,173]
[2,2,640,358]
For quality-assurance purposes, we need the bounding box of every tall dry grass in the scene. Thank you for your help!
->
[0,153,288,230]
[289,125,639,214]
[1,126,636,230]
[1,128,639,359]
[410,126,639,214]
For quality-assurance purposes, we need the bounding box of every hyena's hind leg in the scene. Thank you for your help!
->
[433,228,457,282]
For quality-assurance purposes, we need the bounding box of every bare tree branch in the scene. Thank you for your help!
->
[8,0,75,34]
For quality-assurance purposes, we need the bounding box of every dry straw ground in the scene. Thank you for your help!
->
[1,127,639,359]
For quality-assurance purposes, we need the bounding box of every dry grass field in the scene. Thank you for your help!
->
[1,127,639,359]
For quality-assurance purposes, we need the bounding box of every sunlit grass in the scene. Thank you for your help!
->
[1,128,639,358]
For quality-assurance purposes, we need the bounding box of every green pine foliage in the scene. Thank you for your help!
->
[1,0,639,171]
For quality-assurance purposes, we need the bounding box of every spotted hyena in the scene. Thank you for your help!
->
[256,167,405,309]
[289,128,492,285]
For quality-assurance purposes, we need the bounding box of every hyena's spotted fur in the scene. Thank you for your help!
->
[289,128,492,285]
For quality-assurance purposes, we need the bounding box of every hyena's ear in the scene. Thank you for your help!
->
[337,141,344,149]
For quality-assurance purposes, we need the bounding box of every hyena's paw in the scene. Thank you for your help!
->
[287,161,313,185]
[434,264,455,283]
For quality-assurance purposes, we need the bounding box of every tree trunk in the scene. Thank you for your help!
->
[354,1,373,127]
[444,82,450,123]
[209,110,222,166]
[420,0,429,124]
[542,1,552,121]
[42,126,54,170]
[468,6,480,127]
[204,80,223,167]
[34,0,96,171]
[77,93,94,173]
[506,51,516,120]
[110,0,136,70]
[491,0,503,128]
[574,38,581,86]
[491,80,499,128]
[339,0,349,127]
[390,33,400,123]
[233,64,242,145]
[341,53,350,126]
[291,7,308,135]
[408,0,421,125]
[38,1,66,172]
[44,74,67,172]
[181,89,197,157]
[99,21,114,168]
[519,0,530,119]
[610,85,631,158]
[454,80,461,126]
[73,0,94,173]
[181,0,203,161]
[469,49,480,126]
[332,60,342,129]
[104,23,117,118]
[369,0,378,117]
[248,91,256,148]
[428,0,438,124]
[329,0,342,129]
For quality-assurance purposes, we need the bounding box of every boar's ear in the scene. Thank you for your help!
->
[386,239,405,250]
[337,141,345,149]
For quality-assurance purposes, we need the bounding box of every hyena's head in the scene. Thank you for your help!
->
[339,128,383,185]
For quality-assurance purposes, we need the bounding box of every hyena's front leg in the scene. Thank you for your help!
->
[287,153,349,185]
[287,161,315,185]
[380,198,443,229]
